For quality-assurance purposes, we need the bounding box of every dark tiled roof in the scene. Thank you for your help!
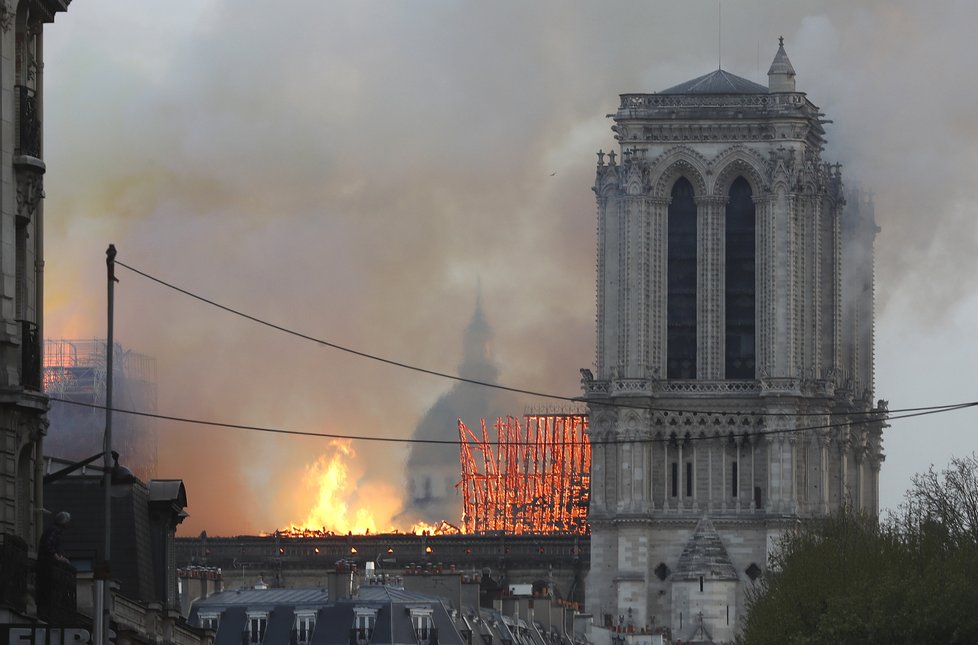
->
[660,69,768,95]
[196,587,330,609]
[213,606,245,645]
[768,42,796,76]
[265,606,295,644]
[148,479,187,506]
[357,584,441,603]
[311,605,354,645]
[200,585,467,644]
[673,517,739,581]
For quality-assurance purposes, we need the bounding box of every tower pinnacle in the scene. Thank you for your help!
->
[768,37,796,92]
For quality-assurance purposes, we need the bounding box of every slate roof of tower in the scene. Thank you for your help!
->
[673,517,739,581]
[768,40,796,76]
[660,68,768,95]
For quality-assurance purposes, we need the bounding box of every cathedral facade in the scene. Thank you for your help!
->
[582,41,884,641]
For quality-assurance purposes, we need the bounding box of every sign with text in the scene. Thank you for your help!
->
[0,625,113,645]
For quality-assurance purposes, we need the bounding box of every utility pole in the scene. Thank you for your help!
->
[95,244,117,645]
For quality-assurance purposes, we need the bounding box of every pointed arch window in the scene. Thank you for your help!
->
[668,177,697,379]
[725,177,755,378]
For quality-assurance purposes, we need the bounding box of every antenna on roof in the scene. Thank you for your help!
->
[717,0,722,70]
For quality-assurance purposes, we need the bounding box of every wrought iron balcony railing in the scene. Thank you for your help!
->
[21,320,41,391]
[0,532,29,612]
[15,85,41,159]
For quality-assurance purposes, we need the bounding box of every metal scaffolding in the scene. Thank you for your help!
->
[43,339,158,480]
[458,414,590,535]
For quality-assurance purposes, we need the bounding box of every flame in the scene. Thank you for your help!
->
[287,440,382,535]
[281,439,464,537]
[410,520,462,535]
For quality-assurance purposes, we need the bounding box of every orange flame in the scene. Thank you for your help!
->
[286,440,381,535]
[282,439,459,537]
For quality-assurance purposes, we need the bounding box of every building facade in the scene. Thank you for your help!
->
[582,41,885,641]
[0,0,71,626]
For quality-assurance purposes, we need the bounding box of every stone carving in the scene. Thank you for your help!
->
[0,0,13,32]
[15,171,44,221]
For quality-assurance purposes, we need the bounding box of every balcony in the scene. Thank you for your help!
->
[36,557,78,624]
[21,320,41,391]
[15,85,41,159]
[0,532,77,621]
[0,532,29,612]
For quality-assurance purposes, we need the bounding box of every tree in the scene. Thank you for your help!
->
[738,455,978,645]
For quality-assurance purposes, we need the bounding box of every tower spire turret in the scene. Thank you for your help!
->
[767,36,796,92]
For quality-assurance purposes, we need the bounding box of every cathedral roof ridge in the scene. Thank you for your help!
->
[659,68,768,95]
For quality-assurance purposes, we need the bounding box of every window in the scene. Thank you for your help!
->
[296,612,316,645]
[670,462,679,497]
[685,462,693,497]
[410,608,435,642]
[248,615,267,644]
[668,177,697,379]
[198,613,219,631]
[352,608,376,644]
[731,461,739,497]
[725,176,756,378]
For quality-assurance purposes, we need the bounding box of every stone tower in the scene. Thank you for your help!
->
[582,41,884,641]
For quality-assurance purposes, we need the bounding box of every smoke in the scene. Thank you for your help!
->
[40,1,978,534]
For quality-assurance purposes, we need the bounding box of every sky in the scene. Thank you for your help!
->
[39,1,978,536]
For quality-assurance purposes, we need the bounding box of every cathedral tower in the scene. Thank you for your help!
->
[582,41,884,640]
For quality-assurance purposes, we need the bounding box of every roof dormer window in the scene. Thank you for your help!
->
[246,612,268,644]
[295,610,316,645]
[409,607,435,644]
[353,606,377,644]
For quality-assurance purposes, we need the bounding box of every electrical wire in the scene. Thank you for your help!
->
[46,395,976,446]
[113,260,963,420]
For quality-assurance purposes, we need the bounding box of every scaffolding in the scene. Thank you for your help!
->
[43,339,158,480]
[457,414,590,535]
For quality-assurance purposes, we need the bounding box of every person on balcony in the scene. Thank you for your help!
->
[39,511,71,564]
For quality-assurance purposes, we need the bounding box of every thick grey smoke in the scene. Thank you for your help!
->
[40,1,978,533]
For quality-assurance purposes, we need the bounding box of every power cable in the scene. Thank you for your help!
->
[47,396,975,446]
[113,260,948,419]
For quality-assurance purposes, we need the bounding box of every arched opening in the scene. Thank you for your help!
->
[725,177,755,378]
[667,177,697,379]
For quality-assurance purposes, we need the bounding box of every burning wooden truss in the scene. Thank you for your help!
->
[457,414,590,535]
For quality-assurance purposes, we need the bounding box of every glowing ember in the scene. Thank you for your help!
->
[410,520,462,535]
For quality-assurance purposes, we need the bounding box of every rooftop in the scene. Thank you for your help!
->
[659,69,768,95]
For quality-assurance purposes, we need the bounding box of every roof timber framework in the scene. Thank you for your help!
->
[458,414,591,535]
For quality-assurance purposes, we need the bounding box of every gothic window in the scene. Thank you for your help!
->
[668,177,697,379]
[725,177,756,378]
[670,462,679,497]
[685,462,693,497]
[731,461,738,497]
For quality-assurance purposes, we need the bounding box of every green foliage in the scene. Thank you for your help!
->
[738,455,978,645]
